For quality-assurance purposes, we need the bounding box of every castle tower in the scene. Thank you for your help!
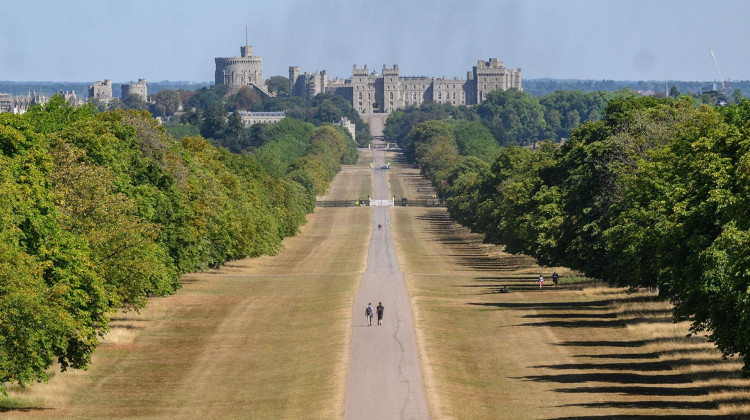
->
[351,64,374,114]
[289,66,301,97]
[471,58,521,104]
[215,45,265,90]
[89,79,113,103]
[121,79,147,101]
[382,64,400,112]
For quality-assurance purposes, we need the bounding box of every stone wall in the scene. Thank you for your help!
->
[121,79,147,101]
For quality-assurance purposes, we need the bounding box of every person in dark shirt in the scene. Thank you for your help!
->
[376,302,384,326]
[552,272,559,287]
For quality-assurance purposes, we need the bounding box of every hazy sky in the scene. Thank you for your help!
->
[2,0,749,83]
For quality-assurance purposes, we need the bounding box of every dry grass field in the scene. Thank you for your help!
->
[1,164,374,419]
[388,159,750,419]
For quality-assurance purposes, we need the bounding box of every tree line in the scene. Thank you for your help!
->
[387,94,750,371]
[386,88,634,150]
[0,95,357,393]
[157,84,372,149]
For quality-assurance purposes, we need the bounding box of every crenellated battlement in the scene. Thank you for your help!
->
[352,64,370,76]
[382,64,399,76]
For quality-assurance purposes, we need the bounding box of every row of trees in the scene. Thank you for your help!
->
[0,95,357,392]
[386,89,635,149]
[389,95,750,371]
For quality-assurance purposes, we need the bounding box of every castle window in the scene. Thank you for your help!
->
[453,92,456,99]
[412,93,416,100]
[359,92,363,100]
[389,92,393,100]
[438,92,442,100]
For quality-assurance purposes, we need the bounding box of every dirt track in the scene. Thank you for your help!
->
[344,149,430,419]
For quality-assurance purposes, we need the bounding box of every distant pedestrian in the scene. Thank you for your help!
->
[376,302,384,326]
[539,274,544,289]
[378,224,382,230]
[365,303,373,326]
[552,272,559,287]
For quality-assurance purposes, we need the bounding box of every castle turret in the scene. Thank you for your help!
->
[289,66,301,97]
[89,79,113,103]
[215,45,264,89]
[121,79,147,101]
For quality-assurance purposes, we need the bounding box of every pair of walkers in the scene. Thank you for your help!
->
[365,302,384,326]
[539,272,559,289]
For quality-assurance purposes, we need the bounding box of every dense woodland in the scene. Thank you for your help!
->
[0,95,357,392]
[385,91,750,371]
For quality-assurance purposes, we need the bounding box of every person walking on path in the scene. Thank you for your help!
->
[552,272,559,287]
[376,302,384,326]
[366,303,373,326]
[539,274,544,289]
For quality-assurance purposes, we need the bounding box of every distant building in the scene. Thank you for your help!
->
[215,46,270,96]
[121,79,147,101]
[337,117,356,141]
[59,90,81,107]
[89,79,113,103]
[215,44,522,116]
[236,110,286,126]
[291,59,521,115]
[0,92,47,114]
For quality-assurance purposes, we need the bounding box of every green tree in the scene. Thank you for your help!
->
[149,89,181,118]
[733,88,744,104]
[476,89,545,146]
[122,94,148,111]
[200,103,227,139]
[226,86,262,111]
[266,76,290,96]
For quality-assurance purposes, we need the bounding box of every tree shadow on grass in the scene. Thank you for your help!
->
[559,400,717,410]
[522,312,617,319]
[516,369,735,385]
[415,212,538,272]
[574,351,661,360]
[469,300,612,310]
[0,407,52,413]
[554,384,750,397]
[553,414,734,419]
[534,357,738,372]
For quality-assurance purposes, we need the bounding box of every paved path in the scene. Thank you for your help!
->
[344,149,431,420]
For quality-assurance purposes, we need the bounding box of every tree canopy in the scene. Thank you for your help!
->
[0,94,357,393]
[396,94,750,372]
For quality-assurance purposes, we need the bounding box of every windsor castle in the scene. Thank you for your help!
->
[215,45,522,115]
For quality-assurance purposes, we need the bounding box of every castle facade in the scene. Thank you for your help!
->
[216,45,522,115]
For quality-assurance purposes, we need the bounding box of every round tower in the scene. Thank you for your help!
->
[215,45,263,87]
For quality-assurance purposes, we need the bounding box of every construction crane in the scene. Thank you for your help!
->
[709,48,727,93]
